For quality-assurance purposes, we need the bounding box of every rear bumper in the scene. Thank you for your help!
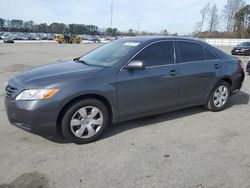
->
[231,71,245,94]
[4,96,60,136]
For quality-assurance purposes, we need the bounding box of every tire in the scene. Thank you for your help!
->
[61,99,110,144]
[61,39,66,44]
[206,81,230,112]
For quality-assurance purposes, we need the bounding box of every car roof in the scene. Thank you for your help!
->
[117,36,232,60]
[119,36,202,43]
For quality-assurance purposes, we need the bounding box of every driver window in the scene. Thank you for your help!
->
[133,41,174,67]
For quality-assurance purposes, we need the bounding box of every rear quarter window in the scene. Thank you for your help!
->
[205,48,219,60]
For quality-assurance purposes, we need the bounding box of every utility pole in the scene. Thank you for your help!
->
[111,0,113,28]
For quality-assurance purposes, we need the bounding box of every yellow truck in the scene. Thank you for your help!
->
[54,34,82,44]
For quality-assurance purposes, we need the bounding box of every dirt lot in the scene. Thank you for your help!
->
[0,43,249,188]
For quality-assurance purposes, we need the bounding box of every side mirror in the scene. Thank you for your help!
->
[126,60,145,70]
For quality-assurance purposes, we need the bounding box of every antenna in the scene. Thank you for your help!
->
[111,0,113,28]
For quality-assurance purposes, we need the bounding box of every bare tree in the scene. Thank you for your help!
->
[193,22,202,35]
[208,4,219,33]
[234,5,250,38]
[199,3,211,33]
[223,0,245,32]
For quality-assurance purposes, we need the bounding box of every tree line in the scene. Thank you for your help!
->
[0,18,142,36]
[194,0,250,38]
[0,19,101,35]
[0,17,168,37]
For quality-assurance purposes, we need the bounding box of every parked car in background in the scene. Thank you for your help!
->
[12,33,29,40]
[1,32,12,40]
[3,37,14,43]
[29,33,41,40]
[91,35,101,43]
[4,37,245,144]
[247,60,250,75]
[0,32,3,39]
[100,37,112,43]
[231,42,250,56]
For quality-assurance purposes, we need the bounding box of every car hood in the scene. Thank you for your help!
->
[233,46,250,50]
[12,60,104,87]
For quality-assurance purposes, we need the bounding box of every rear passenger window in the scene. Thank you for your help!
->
[133,41,174,67]
[205,48,218,60]
[176,41,205,63]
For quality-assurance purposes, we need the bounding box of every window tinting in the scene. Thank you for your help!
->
[239,42,250,46]
[205,48,218,60]
[177,41,205,62]
[243,42,250,46]
[133,41,174,66]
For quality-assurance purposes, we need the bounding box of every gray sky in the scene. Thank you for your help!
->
[0,0,230,34]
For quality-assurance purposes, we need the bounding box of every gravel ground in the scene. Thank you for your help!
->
[0,42,249,188]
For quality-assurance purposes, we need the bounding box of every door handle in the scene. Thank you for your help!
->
[168,69,178,76]
[214,63,221,69]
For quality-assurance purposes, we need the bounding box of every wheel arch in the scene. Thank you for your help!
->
[56,94,114,136]
[220,77,232,87]
[205,76,233,103]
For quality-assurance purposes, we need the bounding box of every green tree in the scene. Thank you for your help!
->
[23,21,34,31]
[49,23,66,33]
[128,29,135,36]
[161,29,169,36]
[106,27,118,36]
[37,23,49,33]
[10,19,23,28]
[0,18,5,28]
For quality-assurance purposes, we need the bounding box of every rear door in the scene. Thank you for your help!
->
[116,41,180,117]
[175,41,222,105]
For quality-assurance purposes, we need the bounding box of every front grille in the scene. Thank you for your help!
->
[5,85,17,98]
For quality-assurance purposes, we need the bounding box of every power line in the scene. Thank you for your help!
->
[111,0,113,28]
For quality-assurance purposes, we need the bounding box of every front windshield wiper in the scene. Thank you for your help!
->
[73,57,90,66]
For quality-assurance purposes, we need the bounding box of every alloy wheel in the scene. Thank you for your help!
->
[213,86,229,108]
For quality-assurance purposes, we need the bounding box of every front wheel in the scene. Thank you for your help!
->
[206,81,230,112]
[61,99,110,144]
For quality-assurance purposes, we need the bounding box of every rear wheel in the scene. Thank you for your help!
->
[61,39,66,44]
[61,99,110,144]
[206,81,230,112]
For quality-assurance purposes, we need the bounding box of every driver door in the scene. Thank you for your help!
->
[116,41,180,117]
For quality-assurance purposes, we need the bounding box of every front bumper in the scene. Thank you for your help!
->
[231,50,250,55]
[4,96,60,136]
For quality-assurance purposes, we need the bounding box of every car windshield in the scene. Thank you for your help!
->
[239,42,250,47]
[79,40,140,67]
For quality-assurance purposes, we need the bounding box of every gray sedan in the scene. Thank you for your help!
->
[4,36,245,144]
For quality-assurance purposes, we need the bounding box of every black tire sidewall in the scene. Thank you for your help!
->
[208,81,230,112]
[61,99,110,144]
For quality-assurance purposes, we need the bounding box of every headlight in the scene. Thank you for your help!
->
[15,89,59,101]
